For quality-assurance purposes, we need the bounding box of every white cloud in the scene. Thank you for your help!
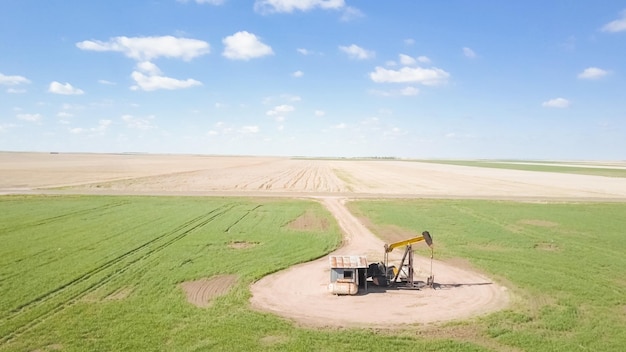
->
[292,70,304,78]
[17,113,42,122]
[266,104,295,116]
[404,38,415,46]
[399,54,416,66]
[601,10,626,32]
[0,73,31,85]
[98,79,116,85]
[340,6,364,21]
[48,81,85,95]
[578,67,609,80]
[463,47,477,58]
[339,44,375,60]
[254,0,345,13]
[0,123,16,132]
[239,125,259,134]
[136,61,162,75]
[73,119,112,135]
[400,86,419,96]
[314,110,325,117]
[76,36,210,61]
[369,66,450,85]
[297,48,316,55]
[222,31,274,60]
[542,97,570,108]
[122,114,155,129]
[7,88,26,94]
[130,71,201,91]
[417,56,431,64]
[262,94,301,105]
[332,122,347,129]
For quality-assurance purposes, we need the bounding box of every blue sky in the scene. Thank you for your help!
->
[1,1,625,159]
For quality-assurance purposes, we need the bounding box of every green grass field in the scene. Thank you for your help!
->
[1,195,624,351]
[348,199,626,351]
[415,160,626,178]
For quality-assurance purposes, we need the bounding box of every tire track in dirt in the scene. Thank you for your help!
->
[0,204,237,344]
[180,275,238,308]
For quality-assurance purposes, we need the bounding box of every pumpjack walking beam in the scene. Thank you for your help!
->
[383,231,434,288]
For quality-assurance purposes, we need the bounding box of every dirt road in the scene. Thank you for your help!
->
[250,197,509,328]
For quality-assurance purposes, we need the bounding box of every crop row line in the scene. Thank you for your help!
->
[0,203,236,344]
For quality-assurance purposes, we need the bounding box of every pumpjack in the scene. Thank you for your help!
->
[368,231,434,289]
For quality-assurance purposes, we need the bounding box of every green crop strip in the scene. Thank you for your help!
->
[415,160,626,178]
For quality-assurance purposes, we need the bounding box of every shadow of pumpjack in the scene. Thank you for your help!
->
[354,280,493,295]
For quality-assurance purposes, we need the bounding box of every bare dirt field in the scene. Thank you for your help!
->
[2,152,626,328]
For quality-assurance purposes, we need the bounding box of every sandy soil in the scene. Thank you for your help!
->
[180,275,238,308]
[2,152,626,328]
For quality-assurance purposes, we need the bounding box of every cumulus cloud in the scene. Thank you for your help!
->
[130,71,201,91]
[17,113,42,122]
[400,86,419,96]
[98,79,116,85]
[122,114,155,129]
[340,6,364,21]
[70,119,112,135]
[542,97,570,108]
[0,73,31,85]
[129,61,201,91]
[578,67,609,80]
[254,0,345,13]
[399,54,416,66]
[7,88,26,94]
[136,61,162,75]
[292,70,304,78]
[266,104,295,117]
[76,35,210,61]
[369,66,450,85]
[239,125,259,134]
[601,10,626,32]
[463,47,477,58]
[222,31,274,60]
[49,81,85,95]
[297,48,312,55]
[339,44,375,60]
[314,110,325,117]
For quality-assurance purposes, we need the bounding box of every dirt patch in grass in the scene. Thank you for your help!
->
[228,241,259,249]
[534,242,560,251]
[180,275,238,308]
[519,219,558,227]
[105,287,133,300]
[259,335,290,346]
[287,210,330,231]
